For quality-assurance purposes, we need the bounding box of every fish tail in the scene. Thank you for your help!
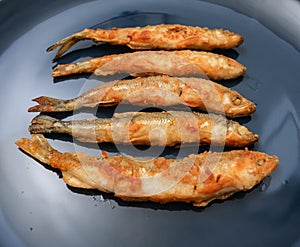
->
[29,115,65,134]
[28,96,74,112]
[47,29,91,61]
[15,134,54,164]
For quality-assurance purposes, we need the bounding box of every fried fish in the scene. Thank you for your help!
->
[47,24,244,61]
[52,50,246,80]
[29,112,259,147]
[29,75,255,118]
[16,134,278,207]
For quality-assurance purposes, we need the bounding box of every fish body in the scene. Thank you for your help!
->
[52,50,246,80]
[29,75,255,118]
[47,24,244,60]
[29,112,259,147]
[16,134,278,207]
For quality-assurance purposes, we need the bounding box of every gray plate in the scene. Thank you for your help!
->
[1,0,300,246]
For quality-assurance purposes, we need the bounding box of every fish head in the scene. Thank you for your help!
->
[234,150,279,190]
[228,121,259,146]
[253,152,279,176]
[240,150,279,181]
[223,92,256,118]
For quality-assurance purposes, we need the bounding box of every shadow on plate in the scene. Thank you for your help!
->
[212,48,240,60]
[218,75,244,88]
[52,44,133,66]
[68,184,258,212]
[17,147,63,179]
[40,132,215,158]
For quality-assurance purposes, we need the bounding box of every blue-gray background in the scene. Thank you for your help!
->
[0,0,300,246]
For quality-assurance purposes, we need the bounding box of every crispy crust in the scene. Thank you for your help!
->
[28,112,259,147]
[47,24,244,60]
[52,50,246,80]
[28,76,255,118]
[16,135,278,207]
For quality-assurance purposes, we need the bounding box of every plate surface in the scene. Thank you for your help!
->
[1,0,300,246]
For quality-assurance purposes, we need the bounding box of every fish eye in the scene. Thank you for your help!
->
[256,158,266,166]
[232,95,242,105]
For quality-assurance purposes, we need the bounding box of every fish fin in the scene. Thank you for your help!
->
[97,99,118,106]
[15,134,53,164]
[31,114,59,124]
[47,35,79,61]
[47,29,90,61]
[28,96,70,112]
[29,115,60,134]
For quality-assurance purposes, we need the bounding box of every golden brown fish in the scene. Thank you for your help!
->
[47,24,244,61]
[15,134,279,207]
[28,112,259,147]
[52,50,246,80]
[29,75,255,118]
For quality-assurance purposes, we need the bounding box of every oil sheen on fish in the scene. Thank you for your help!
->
[52,50,246,80]
[28,112,259,147]
[15,134,279,207]
[47,24,244,60]
[29,75,255,118]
